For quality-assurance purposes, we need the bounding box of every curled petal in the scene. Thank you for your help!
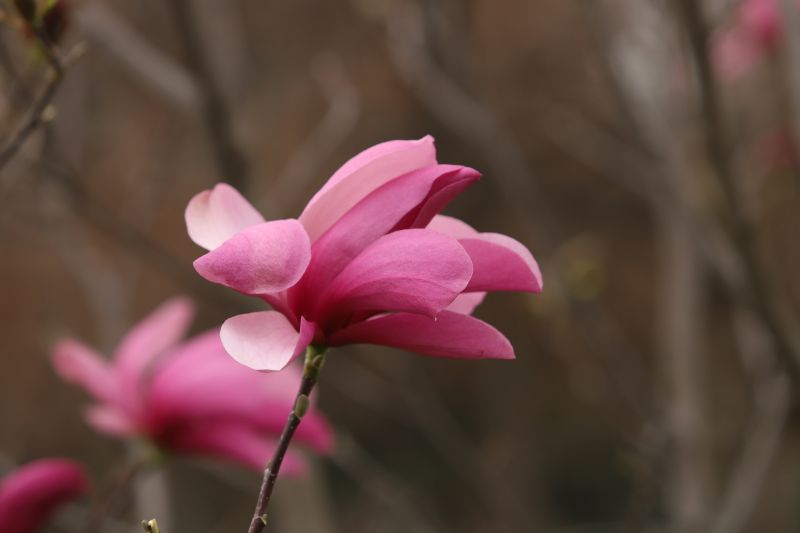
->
[460,234,542,293]
[330,311,515,360]
[194,220,311,295]
[0,459,88,533]
[220,312,316,372]
[316,229,472,322]
[51,339,118,405]
[299,136,436,242]
[186,183,265,250]
[428,216,542,293]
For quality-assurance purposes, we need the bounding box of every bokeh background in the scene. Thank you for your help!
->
[2,0,800,532]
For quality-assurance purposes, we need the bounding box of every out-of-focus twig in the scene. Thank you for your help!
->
[675,0,800,385]
[267,53,360,218]
[0,23,64,174]
[168,0,248,190]
[44,162,244,314]
[328,431,443,533]
[74,4,200,112]
[777,0,800,171]
[711,309,790,533]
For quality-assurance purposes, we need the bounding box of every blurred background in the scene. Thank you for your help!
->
[2,0,800,532]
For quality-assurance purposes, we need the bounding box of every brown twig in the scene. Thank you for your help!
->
[167,0,248,190]
[711,309,790,533]
[44,162,244,314]
[247,346,326,533]
[0,25,64,174]
[675,0,800,385]
[82,458,144,533]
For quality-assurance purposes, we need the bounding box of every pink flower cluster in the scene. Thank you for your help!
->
[52,298,332,472]
[186,136,542,372]
[714,0,798,77]
[0,459,87,533]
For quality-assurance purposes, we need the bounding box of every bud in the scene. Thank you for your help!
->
[294,394,310,419]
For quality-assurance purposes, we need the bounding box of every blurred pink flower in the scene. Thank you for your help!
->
[52,298,332,473]
[186,136,542,372]
[714,0,795,77]
[0,459,88,533]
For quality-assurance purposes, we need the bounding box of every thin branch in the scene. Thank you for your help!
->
[0,26,64,174]
[74,4,199,112]
[168,0,248,190]
[247,346,326,533]
[675,0,800,385]
[44,162,244,314]
[711,310,790,533]
[83,458,144,533]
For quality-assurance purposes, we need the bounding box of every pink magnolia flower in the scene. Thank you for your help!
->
[52,298,332,473]
[714,0,796,77]
[186,136,542,371]
[0,459,88,533]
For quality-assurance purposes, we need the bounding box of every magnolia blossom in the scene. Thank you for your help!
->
[714,0,796,77]
[186,136,542,372]
[0,459,88,533]
[52,298,332,472]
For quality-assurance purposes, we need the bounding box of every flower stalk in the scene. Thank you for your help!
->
[247,345,327,533]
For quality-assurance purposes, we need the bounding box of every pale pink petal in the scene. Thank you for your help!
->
[84,405,137,437]
[220,312,315,372]
[113,297,194,396]
[329,311,515,360]
[51,339,118,405]
[314,229,472,322]
[445,292,486,314]
[293,166,478,310]
[194,220,311,295]
[299,136,437,242]
[0,459,88,533]
[460,234,542,293]
[185,183,265,250]
[166,422,307,475]
[426,214,478,239]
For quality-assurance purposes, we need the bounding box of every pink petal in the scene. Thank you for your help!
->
[0,459,88,533]
[149,331,298,430]
[427,216,542,293]
[398,169,481,229]
[329,310,515,360]
[220,312,316,372]
[185,183,265,250]
[426,214,478,239]
[113,297,194,401]
[148,331,334,453]
[299,136,437,242]
[166,422,307,475]
[85,405,137,437]
[315,229,472,323]
[51,339,118,405]
[460,234,542,293]
[293,166,478,311]
[445,292,486,315]
[194,219,311,295]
